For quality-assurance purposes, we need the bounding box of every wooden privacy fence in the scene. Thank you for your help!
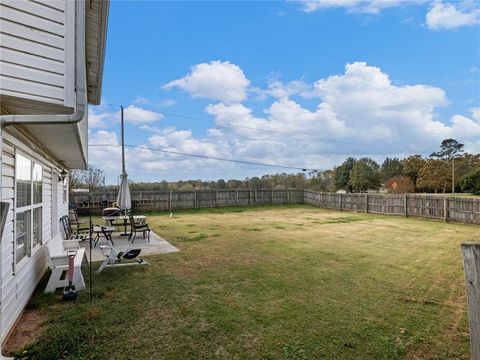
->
[303,190,480,225]
[72,189,304,215]
[71,189,480,225]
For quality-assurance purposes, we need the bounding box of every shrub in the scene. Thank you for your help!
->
[460,170,480,195]
[385,176,415,194]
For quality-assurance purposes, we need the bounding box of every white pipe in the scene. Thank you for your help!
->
[0,1,86,355]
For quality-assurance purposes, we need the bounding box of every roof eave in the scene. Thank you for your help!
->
[86,0,110,105]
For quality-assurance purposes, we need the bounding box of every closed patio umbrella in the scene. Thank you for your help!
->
[116,172,131,211]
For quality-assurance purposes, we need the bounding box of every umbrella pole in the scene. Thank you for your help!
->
[119,106,130,236]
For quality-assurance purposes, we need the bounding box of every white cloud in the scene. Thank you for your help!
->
[205,62,478,159]
[89,105,164,130]
[88,107,111,129]
[450,114,480,138]
[471,107,480,121]
[163,60,250,103]
[426,2,480,30]
[310,62,449,139]
[133,95,149,105]
[299,0,404,14]
[158,99,177,107]
[262,78,311,99]
[88,62,479,183]
[121,105,164,124]
[88,130,122,176]
[149,127,221,157]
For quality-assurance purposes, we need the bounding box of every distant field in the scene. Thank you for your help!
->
[19,205,480,359]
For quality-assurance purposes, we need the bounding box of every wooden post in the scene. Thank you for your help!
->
[272,188,274,205]
[318,192,321,208]
[403,194,407,217]
[254,189,257,206]
[215,190,218,207]
[338,194,342,211]
[194,190,197,209]
[287,188,290,204]
[444,197,448,222]
[461,243,480,360]
[168,190,172,211]
[382,197,385,214]
[236,189,239,206]
[365,194,368,213]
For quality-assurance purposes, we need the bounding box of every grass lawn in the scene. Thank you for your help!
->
[15,205,480,359]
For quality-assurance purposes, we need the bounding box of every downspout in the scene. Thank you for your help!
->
[0,0,86,354]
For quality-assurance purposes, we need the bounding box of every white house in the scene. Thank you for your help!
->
[0,0,109,352]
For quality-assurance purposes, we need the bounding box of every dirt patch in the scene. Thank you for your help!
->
[4,308,47,354]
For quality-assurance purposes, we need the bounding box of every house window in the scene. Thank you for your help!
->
[15,154,43,266]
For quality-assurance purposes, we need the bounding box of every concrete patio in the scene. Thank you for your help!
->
[81,230,179,262]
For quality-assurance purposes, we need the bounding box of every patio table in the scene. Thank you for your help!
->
[102,215,146,236]
[92,225,116,247]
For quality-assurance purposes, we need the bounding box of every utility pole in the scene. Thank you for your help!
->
[121,105,126,176]
[452,157,455,196]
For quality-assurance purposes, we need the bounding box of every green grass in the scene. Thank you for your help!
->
[15,205,480,359]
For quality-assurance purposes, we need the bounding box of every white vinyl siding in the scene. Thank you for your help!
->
[0,0,75,107]
[1,130,64,341]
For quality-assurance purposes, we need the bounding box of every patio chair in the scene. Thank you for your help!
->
[128,214,150,243]
[61,215,90,241]
[68,208,90,232]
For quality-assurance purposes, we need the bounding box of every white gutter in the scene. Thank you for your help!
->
[0,1,86,356]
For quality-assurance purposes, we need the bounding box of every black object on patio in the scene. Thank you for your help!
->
[128,214,150,243]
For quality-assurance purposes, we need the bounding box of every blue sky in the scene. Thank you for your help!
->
[89,0,480,184]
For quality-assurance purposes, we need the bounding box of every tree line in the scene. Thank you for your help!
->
[72,139,480,195]
[324,139,479,194]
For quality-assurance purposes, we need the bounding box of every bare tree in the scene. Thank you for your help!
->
[69,165,105,191]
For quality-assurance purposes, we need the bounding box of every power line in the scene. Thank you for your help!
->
[89,143,319,172]
[99,103,370,149]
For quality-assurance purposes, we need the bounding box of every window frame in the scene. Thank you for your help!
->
[14,151,44,273]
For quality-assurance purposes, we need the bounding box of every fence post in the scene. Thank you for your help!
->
[287,188,290,204]
[444,197,448,222]
[194,190,197,209]
[168,190,172,211]
[461,243,480,360]
[318,191,321,208]
[338,194,342,211]
[382,197,385,214]
[215,189,218,207]
[236,189,239,206]
[364,194,368,213]
[403,194,407,218]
